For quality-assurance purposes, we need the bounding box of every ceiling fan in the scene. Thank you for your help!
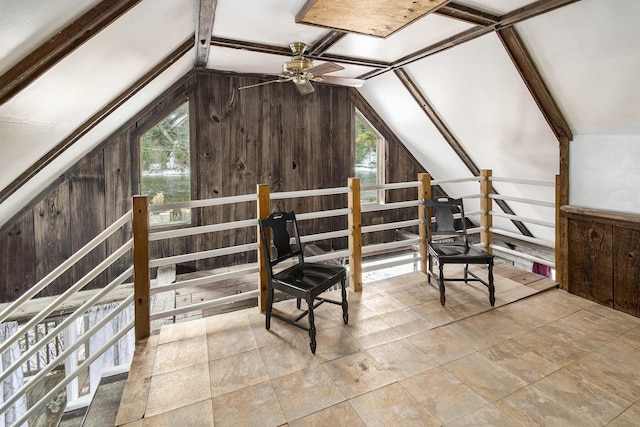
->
[237,42,365,95]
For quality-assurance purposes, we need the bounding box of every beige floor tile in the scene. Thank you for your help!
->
[444,404,521,427]
[367,338,437,380]
[585,303,640,327]
[344,314,402,349]
[378,306,434,337]
[439,317,504,351]
[143,399,214,426]
[512,322,595,366]
[444,352,528,402]
[158,318,206,344]
[401,366,487,424]
[118,420,143,427]
[249,311,307,348]
[556,309,632,345]
[349,382,441,426]
[145,361,211,418]
[388,283,439,307]
[312,325,361,362]
[494,385,602,427]
[206,320,258,360]
[480,339,560,384]
[212,381,286,427]
[209,348,270,397]
[608,401,640,427]
[405,327,475,365]
[271,364,345,421]
[521,289,594,318]
[152,335,208,375]
[411,300,468,327]
[323,349,397,399]
[127,335,159,383]
[357,292,407,315]
[259,333,320,379]
[532,368,630,424]
[288,401,365,427]
[115,377,151,426]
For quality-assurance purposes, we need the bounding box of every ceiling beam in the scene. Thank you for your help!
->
[195,0,218,67]
[210,36,390,69]
[0,0,142,106]
[308,31,348,56]
[0,38,193,205]
[498,26,572,141]
[498,0,582,28]
[435,3,499,26]
[394,68,534,237]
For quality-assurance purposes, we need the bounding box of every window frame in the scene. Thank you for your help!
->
[133,96,195,229]
[354,108,386,205]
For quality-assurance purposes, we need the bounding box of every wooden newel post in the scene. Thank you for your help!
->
[348,177,362,292]
[480,169,493,253]
[257,184,271,312]
[418,173,431,275]
[132,196,150,340]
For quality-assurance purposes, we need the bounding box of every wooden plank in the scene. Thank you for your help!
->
[567,218,613,306]
[0,211,36,302]
[613,226,640,316]
[195,0,218,66]
[70,154,107,291]
[33,182,72,296]
[0,0,143,105]
[308,31,348,56]
[132,196,150,340]
[348,178,362,292]
[296,0,451,38]
[435,3,499,26]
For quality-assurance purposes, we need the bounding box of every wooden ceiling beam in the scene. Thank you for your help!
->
[498,26,572,141]
[210,36,390,69]
[308,31,348,56]
[498,0,582,28]
[435,3,499,26]
[195,0,218,67]
[0,0,142,106]
[394,68,533,237]
[0,38,193,205]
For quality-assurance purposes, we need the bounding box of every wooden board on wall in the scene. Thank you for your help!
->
[0,211,36,302]
[613,226,640,316]
[567,218,613,306]
[34,182,72,296]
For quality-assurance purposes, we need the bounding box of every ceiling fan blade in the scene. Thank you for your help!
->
[318,75,365,88]
[295,80,315,95]
[237,78,290,91]
[306,61,344,77]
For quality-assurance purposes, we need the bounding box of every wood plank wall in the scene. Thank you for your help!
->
[0,70,425,302]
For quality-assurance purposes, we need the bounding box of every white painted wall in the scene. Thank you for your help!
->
[570,135,640,214]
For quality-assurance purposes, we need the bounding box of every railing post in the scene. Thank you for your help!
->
[480,169,493,253]
[348,177,362,292]
[132,196,150,340]
[257,184,271,312]
[418,173,431,275]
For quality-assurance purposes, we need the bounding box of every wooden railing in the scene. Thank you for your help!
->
[0,170,557,425]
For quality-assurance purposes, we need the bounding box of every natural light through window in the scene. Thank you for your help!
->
[140,101,191,226]
[355,110,384,204]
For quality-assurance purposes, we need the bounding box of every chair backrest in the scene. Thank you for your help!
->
[258,211,304,270]
[423,197,468,245]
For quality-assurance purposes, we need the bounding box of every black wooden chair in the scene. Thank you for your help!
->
[258,211,348,353]
[423,197,495,307]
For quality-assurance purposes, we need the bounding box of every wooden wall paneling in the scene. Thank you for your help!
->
[105,134,133,283]
[613,225,640,316]
[0,211,36,302]
[70,153,107,291]
[33,182,72,296]
[567,218,613,306]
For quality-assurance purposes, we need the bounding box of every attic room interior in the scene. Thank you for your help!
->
[1,0,640,426]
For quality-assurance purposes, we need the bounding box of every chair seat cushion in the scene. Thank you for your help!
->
[273,263,345,293]
[429,244,493,262]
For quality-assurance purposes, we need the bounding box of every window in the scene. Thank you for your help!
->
[355,110,385,204]
[139,101,191,226]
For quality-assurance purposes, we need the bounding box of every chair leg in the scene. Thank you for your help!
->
[296,297,301,310]
[464,264,469,284]
[488,262,495,306]
[265,287,274,330]
[307,297,316,354]
[340,276,349,324]
[438,263,446,306]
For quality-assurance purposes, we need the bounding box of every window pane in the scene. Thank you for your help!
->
[355,113,380,204]
[140,102,191,226]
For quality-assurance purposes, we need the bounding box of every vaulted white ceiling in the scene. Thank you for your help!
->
[1,0,639,237]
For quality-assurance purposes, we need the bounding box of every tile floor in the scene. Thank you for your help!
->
[114,265,640,426]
